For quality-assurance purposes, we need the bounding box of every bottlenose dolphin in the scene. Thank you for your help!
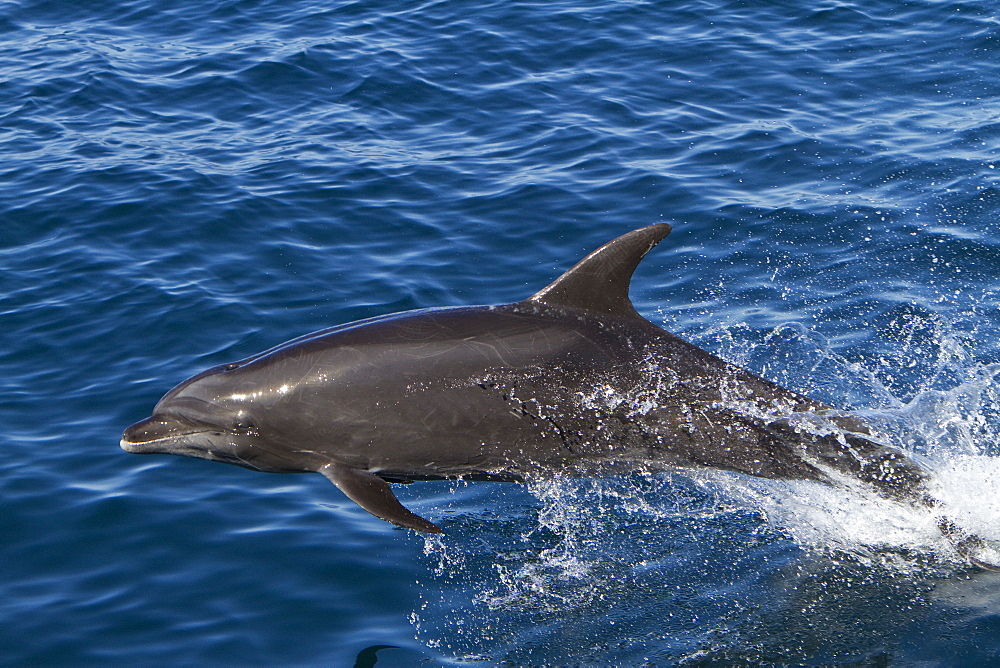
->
[122,225,998,569]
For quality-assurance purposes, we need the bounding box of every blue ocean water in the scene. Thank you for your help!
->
[3,0,1000,663]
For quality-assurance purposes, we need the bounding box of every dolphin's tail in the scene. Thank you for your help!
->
[764,419,935,505]
[763,420,1000,570]
[809,432,1000,571]
[937,517,1000,571]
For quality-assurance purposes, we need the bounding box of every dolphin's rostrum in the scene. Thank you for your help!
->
[122,225,998,569]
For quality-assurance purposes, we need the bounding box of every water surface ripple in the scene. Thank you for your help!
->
[2,0,1000,663]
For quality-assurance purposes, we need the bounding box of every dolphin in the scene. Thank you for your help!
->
[122,225,998,569]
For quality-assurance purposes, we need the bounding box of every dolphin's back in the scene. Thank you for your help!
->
[255,298,829,484]
[248,302,660,478]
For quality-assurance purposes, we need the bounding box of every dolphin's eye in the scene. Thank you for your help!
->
[224,363,240,371]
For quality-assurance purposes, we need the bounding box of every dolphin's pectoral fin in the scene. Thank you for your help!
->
[937,517,1000,571]
[319,463,443,534]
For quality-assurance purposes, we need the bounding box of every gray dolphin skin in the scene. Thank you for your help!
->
[122,225,998,569]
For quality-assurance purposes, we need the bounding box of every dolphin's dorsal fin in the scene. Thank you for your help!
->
[525,224,672,318]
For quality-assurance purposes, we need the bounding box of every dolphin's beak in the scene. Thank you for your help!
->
[120,416,207,453]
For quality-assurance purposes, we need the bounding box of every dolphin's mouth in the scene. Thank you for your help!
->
[120,416,216,454]
[119,434,209,453]
[121,415,271,471]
